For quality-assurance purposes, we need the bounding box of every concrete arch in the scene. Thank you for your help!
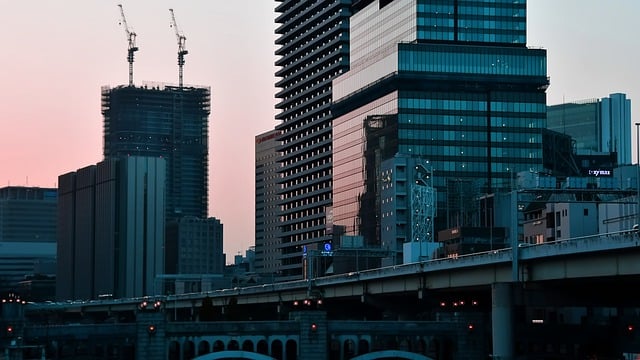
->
[193,350,276,360]
[351,350,434,360]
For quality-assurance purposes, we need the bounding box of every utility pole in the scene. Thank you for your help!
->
[117,4,138,87]
[169,8,188,88]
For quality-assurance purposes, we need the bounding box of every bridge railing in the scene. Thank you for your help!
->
[23,230,639,312]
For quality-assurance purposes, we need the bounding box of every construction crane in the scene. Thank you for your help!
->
[169,8,188,88]
[117,4,138,87]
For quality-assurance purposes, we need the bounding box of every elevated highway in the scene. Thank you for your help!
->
[11,231,640,359]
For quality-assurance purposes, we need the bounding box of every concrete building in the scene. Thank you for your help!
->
[274,0,353,279]
[57,156,166,300]
[330,0,547,265]
[254,130,282,277]
[547,93,632,166]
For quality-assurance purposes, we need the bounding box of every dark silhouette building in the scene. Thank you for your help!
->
[56,157,166,300]
[101,84,211,223]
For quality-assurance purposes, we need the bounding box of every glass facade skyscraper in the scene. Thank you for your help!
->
[101,84,211,223]
[332,0,548,259]
[547,93,632,165]
[274,0,352,279]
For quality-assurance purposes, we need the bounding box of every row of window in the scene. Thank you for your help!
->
[280,206,325,223]
[458,6,525,17]
[420,17,525,31]
[398,128,541,144]
[281,122,330,148]
[400,98,545,114]
[399,46,546,76]
[278,3,340,60]
[281,157,330,181]
[281,182,331,209]
[418,28,525,44]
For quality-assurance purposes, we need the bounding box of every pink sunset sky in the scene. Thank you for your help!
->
[1,1,639,261]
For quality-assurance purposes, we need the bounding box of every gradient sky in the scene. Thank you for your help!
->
[1,1,639,262]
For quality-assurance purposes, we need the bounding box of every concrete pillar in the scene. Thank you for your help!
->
[290,311,328,360]
[135,310,167,360]
[492,282,514,360]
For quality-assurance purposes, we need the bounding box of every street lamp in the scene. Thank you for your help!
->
[636,123,640,224]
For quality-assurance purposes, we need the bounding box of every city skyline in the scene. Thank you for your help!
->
[1,1,639,260]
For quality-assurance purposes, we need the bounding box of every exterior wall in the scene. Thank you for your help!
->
[120,156,166,298]
[56,173,76,300]
[56,157,166,300]
[545,202,598,241]
[177,217,224,275]
[73,166,97,300]
[255,130,282,277]
[333,93,398,240]
[94,159,118,298]
[601,93,632,165]
[274,0,352,279]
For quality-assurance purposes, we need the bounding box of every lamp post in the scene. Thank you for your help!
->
[636,123,640,224]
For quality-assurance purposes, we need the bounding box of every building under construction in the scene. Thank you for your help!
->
[101,83,211,223]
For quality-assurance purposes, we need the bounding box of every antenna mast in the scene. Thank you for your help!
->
[169,8,188,88]
[118,4,138,86]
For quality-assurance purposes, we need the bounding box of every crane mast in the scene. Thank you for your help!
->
[169,8,188,88]
[118,4,138,86]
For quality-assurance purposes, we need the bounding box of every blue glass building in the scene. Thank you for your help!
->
[331,0,548,261]
[547,93,632,166]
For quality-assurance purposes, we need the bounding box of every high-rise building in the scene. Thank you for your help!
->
[101,83,211,222]
[254,130,282,277]
[331,0,548,263]
[274,0,352,279]
[547,93,632,165]
[57,157,166,300]
[0,187,57,243]
[0,186,57,294]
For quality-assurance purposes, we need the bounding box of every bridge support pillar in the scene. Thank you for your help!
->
[492,282,514,360]
[136,310,167,360]
[290,311,327,360]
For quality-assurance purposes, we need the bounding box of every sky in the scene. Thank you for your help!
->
[1,1,639,262]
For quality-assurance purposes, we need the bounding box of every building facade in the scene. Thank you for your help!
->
[547,93,632,166]
[174,216,224,275]
[254,130,282,277]
[0,186,56,295]
[57,157,166,300]
[101,83,211,223]
[274,0,352,279]
[0,187,57,243]
[331,0,548,260]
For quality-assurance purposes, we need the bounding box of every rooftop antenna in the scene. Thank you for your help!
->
[117,4,138,86]
[169,8,188,88]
